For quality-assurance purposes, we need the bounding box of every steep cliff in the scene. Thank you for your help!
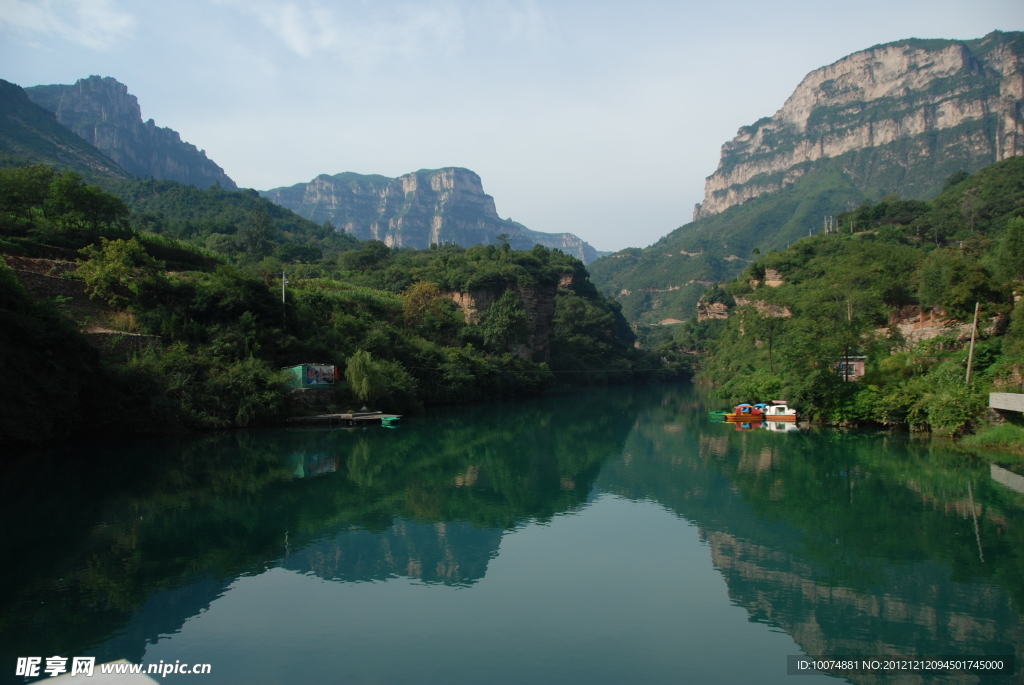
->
[0,79,129,182]
[694,31,1024,219]
[446,282,558,362]
[592,31,1024,327]
[26,76,237,191]
[261,168,601,263]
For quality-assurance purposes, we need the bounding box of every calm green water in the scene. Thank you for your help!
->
[2,385,1022,684]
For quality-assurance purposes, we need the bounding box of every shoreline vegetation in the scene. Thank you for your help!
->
[0,164,687,448]
[649,157,1024,461]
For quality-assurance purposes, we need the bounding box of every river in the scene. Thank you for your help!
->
[2,384,1021,684]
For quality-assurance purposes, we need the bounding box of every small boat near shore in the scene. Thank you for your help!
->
[715,401,799,423]
[763,401,797,422]
[725,403,764,421]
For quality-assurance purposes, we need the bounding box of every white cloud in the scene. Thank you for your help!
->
[0,0,135,50]
[219,0,466,66]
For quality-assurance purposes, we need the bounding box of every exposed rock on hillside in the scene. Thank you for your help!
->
[26,76,237,190]
[0,79,130,181]
[446,282,558,362]
[694,31,1024,220]
[262,168,601,263]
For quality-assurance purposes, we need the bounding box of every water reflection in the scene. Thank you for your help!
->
[599,399,1024,682]
[1,385,1022,684]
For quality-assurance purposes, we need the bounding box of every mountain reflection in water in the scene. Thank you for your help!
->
[1,385,1021,684]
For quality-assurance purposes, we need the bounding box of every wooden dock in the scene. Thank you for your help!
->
[286,411,401,426]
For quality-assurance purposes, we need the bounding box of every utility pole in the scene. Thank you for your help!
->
[965,302,980,385]
[281,271,288,331]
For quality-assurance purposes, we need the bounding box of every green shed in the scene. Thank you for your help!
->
[284,364,340,389]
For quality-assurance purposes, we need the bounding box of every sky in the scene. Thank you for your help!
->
[1,1,1023,251]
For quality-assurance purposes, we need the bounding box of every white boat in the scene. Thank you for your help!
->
[763,401,797,422]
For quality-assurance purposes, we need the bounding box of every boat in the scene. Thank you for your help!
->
[381,415,401,427]
[763,401,797,422]
[708,410,729,421]
[725,403,764,421]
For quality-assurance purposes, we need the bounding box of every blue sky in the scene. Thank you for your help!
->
[2,0,1022,250]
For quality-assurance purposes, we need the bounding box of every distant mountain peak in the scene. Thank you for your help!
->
[25,76,237,191]
[262,167,602,263]
[0,78,130,181]
[693,30,1024,220]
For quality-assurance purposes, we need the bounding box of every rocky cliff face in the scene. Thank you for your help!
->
[446,282,558,362]
[26,76,237,190]
[0,79,130,181]
[262,168,601,263]
[694,31,1024,219]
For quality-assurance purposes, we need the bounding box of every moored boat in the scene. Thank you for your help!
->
[725,403,764,421]
[763,401,797,422]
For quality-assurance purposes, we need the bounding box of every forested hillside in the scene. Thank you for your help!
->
[664,156,1024,445]
[0,163,675,446]
[590,164,867,326]
[592,31,1024,328]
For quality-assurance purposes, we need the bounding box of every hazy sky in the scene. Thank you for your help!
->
[2,1,1022,250]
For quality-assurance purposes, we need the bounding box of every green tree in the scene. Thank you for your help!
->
[236,204,274,258]
[402,281,453,331]
[42,171,129,236]
[339,240,391,271]
[77,237,164,307]
[482,289,529,352]
[0,164,55,231]
[997,216,1024,282]
[917,248,1001,320]
[344,349,420,410]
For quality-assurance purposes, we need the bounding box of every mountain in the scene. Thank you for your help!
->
[591,31,1024,326]
[694,31,1024,220]
[25,76,237,191]
[0,79,130,182]
[261,167,603,263]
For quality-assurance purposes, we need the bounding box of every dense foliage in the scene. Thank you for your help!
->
[666,157,1024,437]
[111,178,360,263]
[0,164,677,444]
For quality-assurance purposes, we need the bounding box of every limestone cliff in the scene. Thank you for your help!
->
[26,76,237,190]
[261,168,601,263]
[694,31,1024,219]
[446,282,558,362]
[0,79,130,182]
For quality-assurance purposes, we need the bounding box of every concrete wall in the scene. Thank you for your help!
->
[990,393,1024,412]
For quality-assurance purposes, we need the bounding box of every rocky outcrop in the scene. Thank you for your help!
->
[694,32,1024,219]
[26,76,237,190]
[697,301,729,322]
[0,79,130,181]
[445,282,558,362]
[261,168,601,263]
